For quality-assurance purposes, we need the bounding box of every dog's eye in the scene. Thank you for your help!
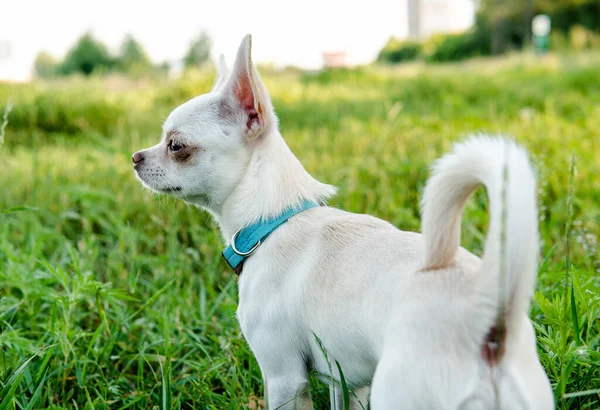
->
[169,141,183,152]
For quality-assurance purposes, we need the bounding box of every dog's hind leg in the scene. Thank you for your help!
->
[350,386,370,410]
[329,383,369,410]
[370,343,481,410]
[261,370,269,407]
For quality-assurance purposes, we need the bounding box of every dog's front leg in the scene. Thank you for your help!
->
[257,353,313,410]
[265,375,313,410]
[239,297,313,408]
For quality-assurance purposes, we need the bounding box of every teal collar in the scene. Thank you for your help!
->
[222,200,320,274]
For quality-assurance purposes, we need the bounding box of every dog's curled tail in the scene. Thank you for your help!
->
[421,135,539,322]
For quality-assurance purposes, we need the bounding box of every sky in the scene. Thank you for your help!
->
[0,0,474,81]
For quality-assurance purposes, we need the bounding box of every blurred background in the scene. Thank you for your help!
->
[1,1,599,409]
[1,0,599,79]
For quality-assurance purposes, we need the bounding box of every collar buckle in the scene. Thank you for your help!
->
[230,229,262,257]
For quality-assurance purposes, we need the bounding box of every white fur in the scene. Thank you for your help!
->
[133,35,554,409]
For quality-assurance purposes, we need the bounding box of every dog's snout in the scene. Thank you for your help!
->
[132,151,145,165]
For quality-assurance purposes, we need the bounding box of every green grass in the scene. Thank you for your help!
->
[1,52,600,408]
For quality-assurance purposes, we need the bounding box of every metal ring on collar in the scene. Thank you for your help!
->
[230,229,261,256]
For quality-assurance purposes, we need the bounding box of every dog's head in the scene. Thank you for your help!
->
[132,34,274,211]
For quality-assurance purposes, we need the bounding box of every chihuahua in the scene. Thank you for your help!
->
[133,35,554,409]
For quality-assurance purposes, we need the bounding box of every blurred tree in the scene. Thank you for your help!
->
[547,0,600,33]
[184,31,212,68]
[59,32,114,76]
[536,0,596,13]
[118,34,152,74]
[477,0,600,54]
[377,37,422,63]
[478,0,534,54]
[33,51,58,78]
[377,0,599,64]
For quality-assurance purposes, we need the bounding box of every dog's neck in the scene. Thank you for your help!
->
[213,129,336,242]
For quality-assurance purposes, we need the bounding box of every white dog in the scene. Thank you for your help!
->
[133,35,554,409]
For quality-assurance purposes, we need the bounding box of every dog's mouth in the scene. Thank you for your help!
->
[135,174,183,194]
[133,168,182,194]
[159,186,182,193]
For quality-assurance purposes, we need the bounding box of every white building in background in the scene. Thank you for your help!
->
[407,0,476,40]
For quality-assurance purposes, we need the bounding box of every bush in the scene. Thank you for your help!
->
[33,52,58,79]
[301,67,387,87]
[377,37,422,64]
[425,30,491,63]
[0,82,129,137]
[569,24,600,50]
[550,31,570,51]
[152,68,215,106]
[421,34,446,58]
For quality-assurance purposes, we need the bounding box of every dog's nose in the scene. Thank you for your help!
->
[132,151,144,165]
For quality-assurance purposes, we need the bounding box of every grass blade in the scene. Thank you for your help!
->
[566,151,580,345]
[0,206,38,216]
[334,361,350,410]
[0,373,24,410]
[161,306,172,410]
[126,278,176,322]
[24,368,49,410]
[563,389,600,399]
[0,351,40,409]
[160,359,171,410]
[570,285,580,345]
[34,346,55,385]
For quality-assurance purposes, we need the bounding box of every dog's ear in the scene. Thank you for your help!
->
[220,34,272,140]
[211,54,229,92]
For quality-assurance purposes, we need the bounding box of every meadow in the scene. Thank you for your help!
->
[1,52,599,409]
